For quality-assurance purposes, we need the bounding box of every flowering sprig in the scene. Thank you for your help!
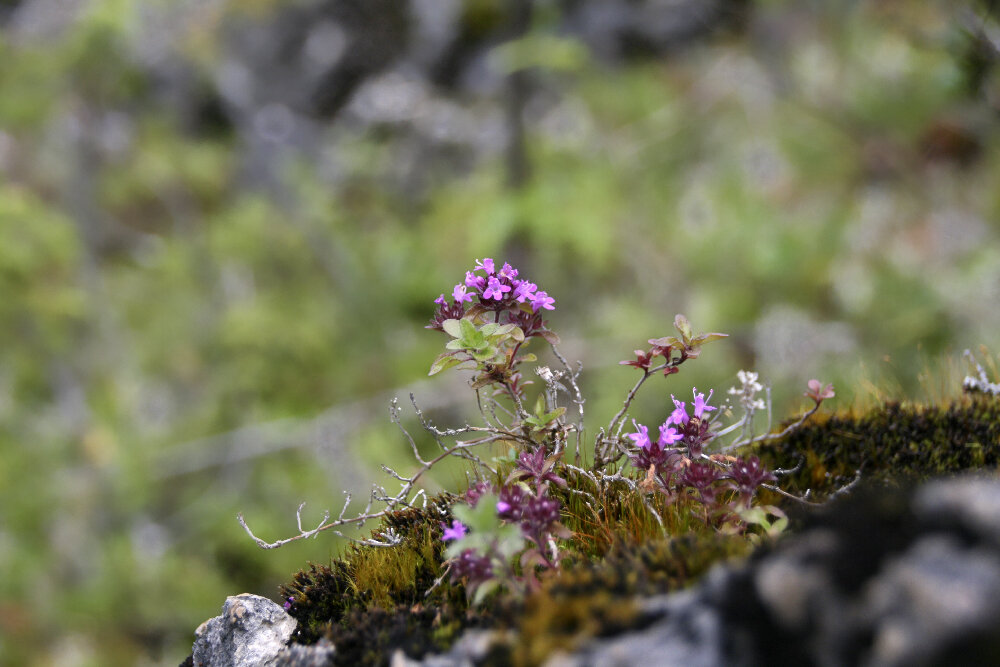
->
[428,258,558,329]
[622,377,833,529]
[242,256,852,609]
[443,476,570,603]
[428,259,560,411]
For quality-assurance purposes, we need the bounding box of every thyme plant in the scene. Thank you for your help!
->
[240,258,844,603]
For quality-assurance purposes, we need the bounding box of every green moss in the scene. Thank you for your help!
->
[279,494,470,649]
[278,394,1000,665]
[763,395,1000,498]
[512,531,751,666]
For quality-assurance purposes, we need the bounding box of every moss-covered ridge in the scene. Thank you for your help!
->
[762,394,1000,498]
[278,394,1000,666]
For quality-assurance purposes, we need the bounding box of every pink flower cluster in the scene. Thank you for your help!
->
[436,258,554,313]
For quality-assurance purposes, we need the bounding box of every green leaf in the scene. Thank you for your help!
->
[445,339,466,351]
[471,346,499,362]
[516,353,537,363]
[737,507,768,526]
[459,318,487,347]
[689,332,729,346]
[538,330,560,345]
[470,373,499,390]
[441,319,464,339]
[674,314,693,342]
[429,352,464,376]
[544,407,566,422]
[453,496,502,534]
[648,336,680,349]
[472,579,500,606]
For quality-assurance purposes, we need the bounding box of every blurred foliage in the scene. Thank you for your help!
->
[0,0,998,664]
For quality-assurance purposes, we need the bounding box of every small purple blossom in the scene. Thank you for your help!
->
[669,397,688,426]
[512,280,537,303]
[483,276,512,300]
[475,258,496,275]
[627,421,652,451]
[451,548,493,585]
[464,481,491,506]
[658,422,683,446]
[497,484,529,521]
[465,270,485,290]
[434,294,447,306]
[499,262,518,280]
[692,389,716,418]
[283,596,294,611]
[452,284,473,303]
[529,291,555,312]
[441,520,468,541]
[726,456,776,506]
[683,462,723,504]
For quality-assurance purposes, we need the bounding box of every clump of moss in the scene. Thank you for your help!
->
[511,531,751,666]
[277,394,1000,665]
[763,395,1000,498]
[279,493,476,656]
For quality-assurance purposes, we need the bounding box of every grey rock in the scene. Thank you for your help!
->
[274,639,336,667]
[864,536,1000,667]
[192,594,297,667]
[391,630,505,667]
[543,589,726,667]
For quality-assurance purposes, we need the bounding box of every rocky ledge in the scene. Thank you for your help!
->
[186,473,1000,666]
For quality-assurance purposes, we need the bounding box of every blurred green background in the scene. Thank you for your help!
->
[1,0,998,663]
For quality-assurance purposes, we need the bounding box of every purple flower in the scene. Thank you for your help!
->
[434,294,447,306]
[283,596,294,611]
[464,481,492,506]
[499,262,518,280]
[475,258,496,275]
[683,462,723,505]
[658,422,683,446]
[465,271,485,291]
[441,520,468,541]
[692,389,716,418]
[452,284,473,303]
[669,397,688,426]
[451,548,493,585]
[512,280,537,303]
[483,276,512,300]
[726,456,776,506]
[497,484,529,521]
[529,291,555,312]
[627,421,652,451]
[519,494,562,547]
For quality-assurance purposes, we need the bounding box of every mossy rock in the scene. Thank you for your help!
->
[761,395,1000,499]
[278,394,1000,666]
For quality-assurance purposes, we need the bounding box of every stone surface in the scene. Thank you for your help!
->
[192,594,297,667]
[274,639,337,667]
